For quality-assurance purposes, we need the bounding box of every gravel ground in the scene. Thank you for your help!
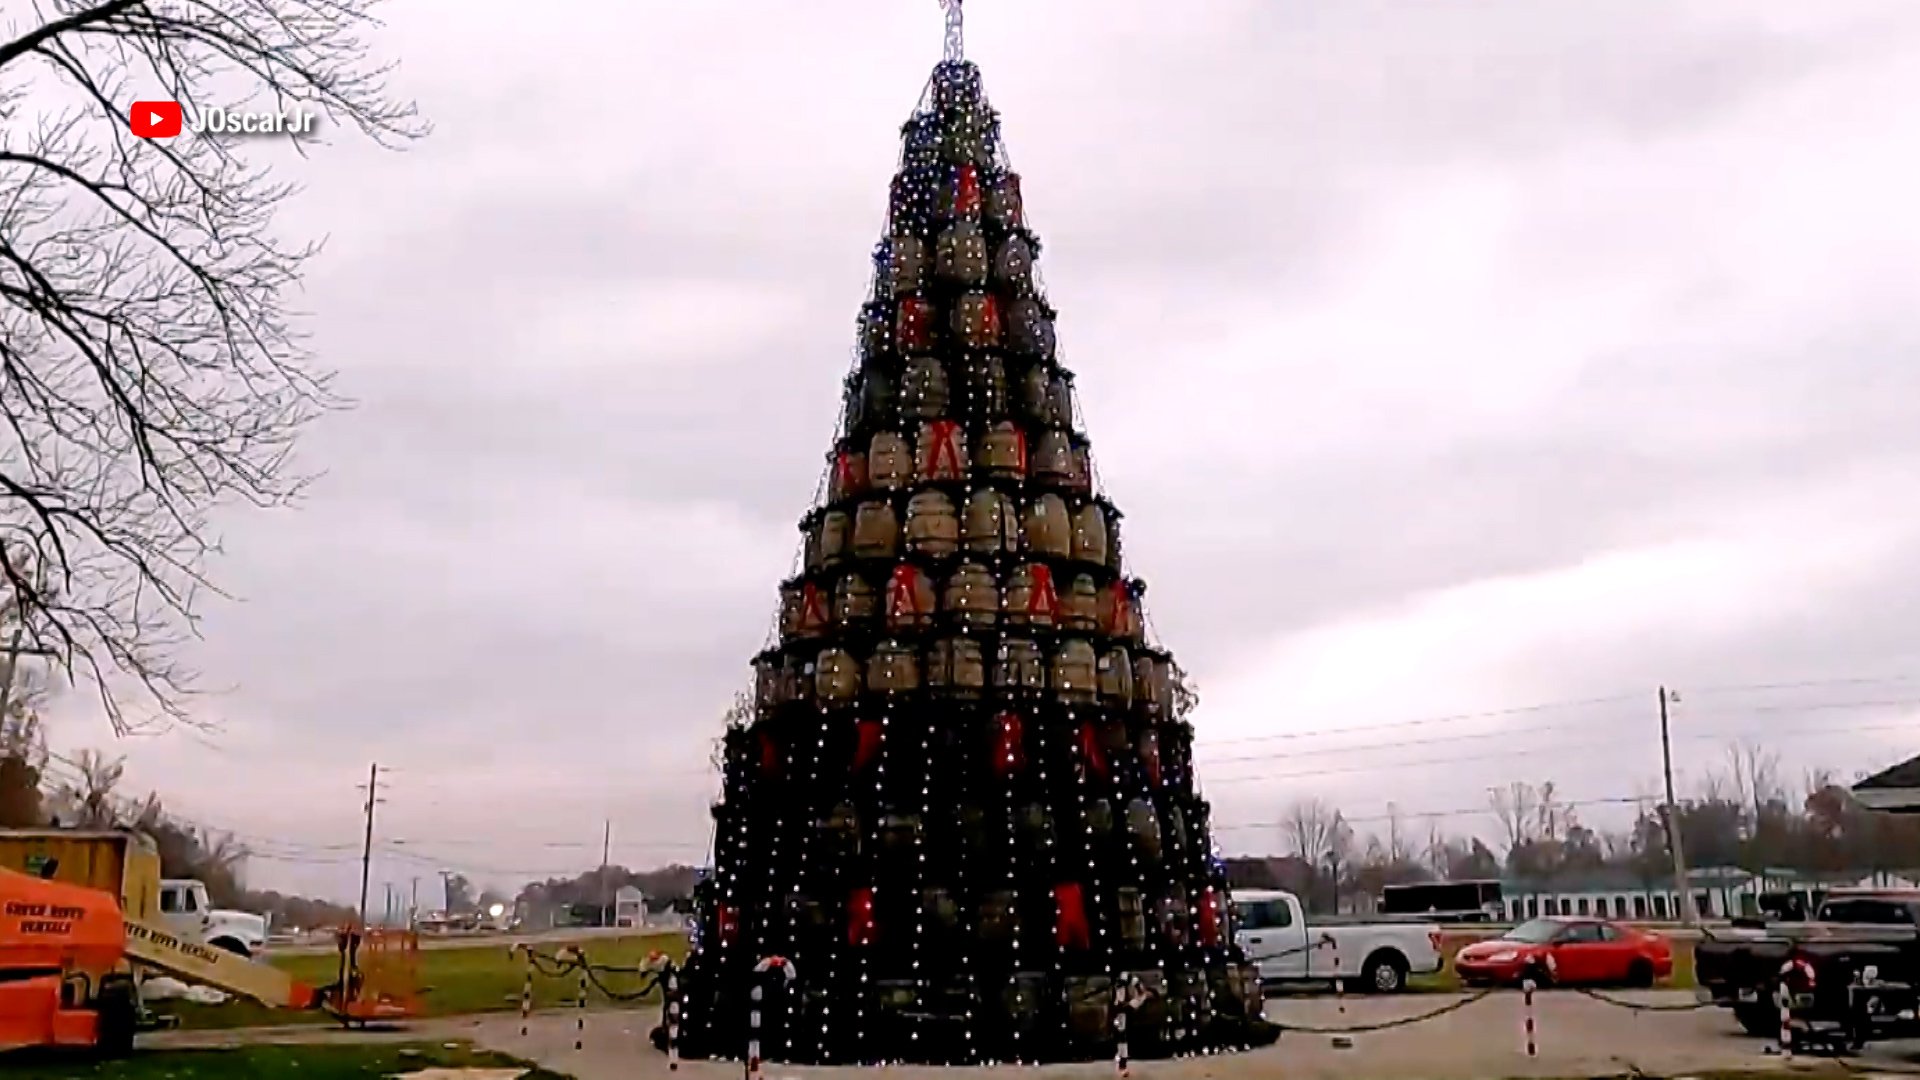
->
[170,984,1920,1080]
[147,989,1853,1080]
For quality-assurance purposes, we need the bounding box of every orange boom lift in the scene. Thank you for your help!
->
[0,829,417,1055]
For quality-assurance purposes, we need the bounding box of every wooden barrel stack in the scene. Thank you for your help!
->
[674,54,1266,1066]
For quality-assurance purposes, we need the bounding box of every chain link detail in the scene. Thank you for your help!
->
[942,0,965,62]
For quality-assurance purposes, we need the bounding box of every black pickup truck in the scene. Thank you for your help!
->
[1695,889,1920,1045]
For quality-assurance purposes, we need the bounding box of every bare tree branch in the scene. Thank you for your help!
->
[0,0,424,732]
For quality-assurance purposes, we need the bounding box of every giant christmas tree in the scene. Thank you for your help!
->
[672,4,1267,1065]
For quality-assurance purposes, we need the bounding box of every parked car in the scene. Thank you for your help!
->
[1453,916,1672,988]
[1232,888,1444,993]
[1695,888,1920,1042]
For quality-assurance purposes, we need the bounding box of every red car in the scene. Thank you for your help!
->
[1453,916,1673,987]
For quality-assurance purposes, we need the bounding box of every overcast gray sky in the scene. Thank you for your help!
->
[43,0,1920,904]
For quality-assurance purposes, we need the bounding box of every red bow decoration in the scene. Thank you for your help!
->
[1025,564,1059,623]
[1141,730,1163,787]
[1102,581,1132,636]
[924,420,965,480]
[953,165,982,217]
[834,449,866,498]
[848,887,877,947]
[1078,721,1108,781]
[991,711,1026,778]
[1055,882,1091,950]
[758,730,781,778]
[798,582,829,635]
[977,295,1003,341]
[717,903,740,946]
[886,564,928,621]
[853,718,885,772]
[897,298,935,352]
[1198,887,1224,947]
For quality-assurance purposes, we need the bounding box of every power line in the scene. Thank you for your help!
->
[1201,715,1920,787]
[1193,693,1642,749]
[1211,794,1649,834]
[1680,674,1918,695]
[1198,714,1615,767]
[1194,695,1920,770]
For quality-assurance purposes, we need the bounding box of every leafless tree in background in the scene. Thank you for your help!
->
[0,1,425,732]
[1282,797,1353,911]
[1283,797,1338,868]
[48,745,122,826]
[1488,781,1540,853]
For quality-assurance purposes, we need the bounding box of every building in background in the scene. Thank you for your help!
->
[1855,757,1920,813]
[614,885,646,928]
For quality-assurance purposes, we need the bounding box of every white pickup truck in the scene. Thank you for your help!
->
[159,878,269,958]
[1232,888,1444,993]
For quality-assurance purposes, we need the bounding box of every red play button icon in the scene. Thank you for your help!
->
[130,101,182,139]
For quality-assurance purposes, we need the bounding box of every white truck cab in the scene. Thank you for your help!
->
[159,878,268,957]
[1232,888,1444,993]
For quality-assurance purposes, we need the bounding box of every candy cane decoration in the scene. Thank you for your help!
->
[573,948,588,1052]
[665,966,681,1071]
[644,950,679,1071]
[1777,955,1814,1059]
[1327,934,1345,1015]
[1113,977,1134,1079]
[1777,980,1792,1060]
[748,957,796,1080]
[1521,978,1537,1058]
[516,946,533,1037]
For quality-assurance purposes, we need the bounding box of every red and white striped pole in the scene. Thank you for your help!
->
[749,956,795,1080]
[1520,978,1537,1058]
[647,951,680,1073]
[1329,935,1345,1015]
[516,946,533,1038]
[1776,956,1812,1060]
[1777,979,1792,1060]
[746,982,764,1080]
[574,949,588,1052]
[665,969,682,1071]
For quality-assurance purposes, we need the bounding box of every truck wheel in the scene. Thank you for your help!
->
[1362,951,1408,993]
[1734,1003,1778,1038]
[96,977,139,1057]
[209,937,251,958]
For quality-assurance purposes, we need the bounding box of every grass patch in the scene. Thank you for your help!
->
[1411,931,1699,992]
[10,1040,566,1079]
[158,931,687,1031]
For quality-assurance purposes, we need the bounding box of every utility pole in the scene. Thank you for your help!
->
[0,558,48,729]
[356,764,380,926]
[411,877,420,926]
[601,819,613,928]
[1658,688,1694,926]
[339,763,381,1002]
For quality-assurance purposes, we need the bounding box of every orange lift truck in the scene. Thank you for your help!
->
[0,828,418,1055]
